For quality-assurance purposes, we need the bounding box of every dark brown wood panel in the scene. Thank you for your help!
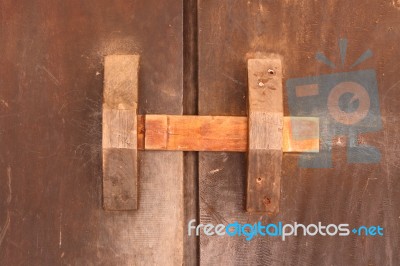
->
[198,0,400,265]
[0,1,183,265]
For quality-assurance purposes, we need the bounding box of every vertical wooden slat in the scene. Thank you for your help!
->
[102,55,139,210]
[246,56,283,214]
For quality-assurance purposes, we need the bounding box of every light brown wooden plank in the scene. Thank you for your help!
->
[144,115,247,151]
[144,115,168,150]
[247,57,283,214]
[139,115,319,152]
[103,108,137,149]
[102,55,139,210]
[283,117,319,153]
[103,148,138,210]
[103,55,139,109]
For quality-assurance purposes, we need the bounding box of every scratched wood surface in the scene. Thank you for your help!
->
[0,1,183,265]
[198,0,400,265]
[247,57,283,214]
[102,55,139,210]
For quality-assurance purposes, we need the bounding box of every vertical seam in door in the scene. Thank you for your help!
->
[183,0,200,265]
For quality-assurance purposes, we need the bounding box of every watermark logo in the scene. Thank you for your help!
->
[286,39,382,168]
[188,220,384,241]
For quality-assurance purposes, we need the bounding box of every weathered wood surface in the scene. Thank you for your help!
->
[0,1,183,265]
[103,55,138,210]
[198,0,400,265]
[247,57,283,214]
[140,115,318,152]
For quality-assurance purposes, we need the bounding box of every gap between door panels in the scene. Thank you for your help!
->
[183,0,200,265]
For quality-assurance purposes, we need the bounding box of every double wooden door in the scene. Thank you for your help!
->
[0,0,399,265]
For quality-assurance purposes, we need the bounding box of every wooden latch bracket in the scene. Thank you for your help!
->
[103,55,139,211]
[102,55,319,215]
[247,57,283,215]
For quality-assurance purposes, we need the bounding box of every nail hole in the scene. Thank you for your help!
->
[268,69,275,75]
[257,177,262,183]
[263,196,271,206]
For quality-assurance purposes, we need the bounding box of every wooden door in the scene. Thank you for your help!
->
[1,1,400,265]
[198,1,400,265]
[0,1,184,265]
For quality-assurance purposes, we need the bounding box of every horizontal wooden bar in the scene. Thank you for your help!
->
[137,115,319,153]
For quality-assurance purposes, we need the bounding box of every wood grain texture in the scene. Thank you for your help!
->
[144,115,168,150]
[0,1,184,265]
[145,115,247,151]
[103,55,139,109]
[103,148,137,210]
[103,55,139,211]
[140,115,318,152]
[103,108,137,149]
[198,1,400,265]
[247,57,283,214]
